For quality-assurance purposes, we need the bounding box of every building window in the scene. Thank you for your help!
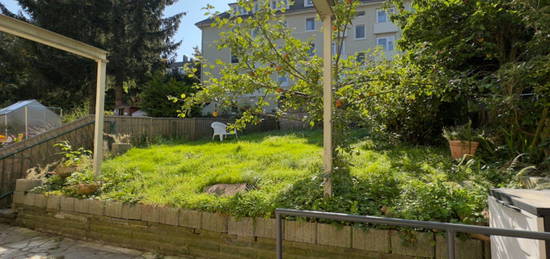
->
[376,36,395,51]
[355,24,366,40]
[377,9,387,23]
[231,53,239,63]
[304,0,313,7]
[356,52,366,63]
[305,17,315,31]
[308,43,316,56]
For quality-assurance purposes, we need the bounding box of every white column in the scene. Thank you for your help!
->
[93,60,107,176]
[322,15,333,197]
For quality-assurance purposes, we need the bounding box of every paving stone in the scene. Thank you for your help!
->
[390,230,435,258]
[284,220,316,244]
[46,195,61,211]
[201,212,228,233]
[228,216,254,237]
[122,203,141,220]
[105,201,123,218]
[159,207,179,226]
[255,217,276,239]
[352,228,390,253]
[435,234,484,259]
[179,209,201,229]
[317,223,351,248]
[141,204,160,223]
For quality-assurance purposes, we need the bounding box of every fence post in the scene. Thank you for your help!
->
[447,230,456,259]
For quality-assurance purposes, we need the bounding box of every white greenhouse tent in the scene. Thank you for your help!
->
[0,100,62,140]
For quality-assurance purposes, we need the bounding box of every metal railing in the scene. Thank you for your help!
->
[275,208,550,259]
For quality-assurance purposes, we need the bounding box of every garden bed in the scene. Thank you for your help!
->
[33,130,510,224]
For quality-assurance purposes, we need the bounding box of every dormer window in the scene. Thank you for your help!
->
[304,0,313,7]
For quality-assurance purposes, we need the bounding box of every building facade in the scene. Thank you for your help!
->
[195,0,404,115]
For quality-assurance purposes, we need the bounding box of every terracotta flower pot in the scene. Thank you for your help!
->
[76,183,99,195]
[53,165,76,179]
[448,140,479,159]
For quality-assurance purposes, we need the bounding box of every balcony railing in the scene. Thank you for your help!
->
[275,208,550,259]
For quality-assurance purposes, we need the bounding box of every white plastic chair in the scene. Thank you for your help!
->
[211,122,238,141]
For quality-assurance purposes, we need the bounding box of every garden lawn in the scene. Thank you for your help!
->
[99,130,498,224]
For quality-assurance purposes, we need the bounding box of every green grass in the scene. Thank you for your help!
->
[98,130,503,223]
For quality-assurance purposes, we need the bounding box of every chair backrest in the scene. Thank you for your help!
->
[211,122,228,135]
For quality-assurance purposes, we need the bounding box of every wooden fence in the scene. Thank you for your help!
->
[0,116,278,207]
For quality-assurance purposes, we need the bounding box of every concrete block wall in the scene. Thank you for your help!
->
[12,182,490,259]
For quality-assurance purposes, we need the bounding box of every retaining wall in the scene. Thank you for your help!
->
[13,181,490,259]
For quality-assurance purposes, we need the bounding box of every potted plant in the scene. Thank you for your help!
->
[443,121,483,159]
[53,141,92,178]
[107,134,132,156]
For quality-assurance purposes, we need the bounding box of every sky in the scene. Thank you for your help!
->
[1,0,230,61]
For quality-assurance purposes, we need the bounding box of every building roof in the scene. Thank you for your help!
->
[196,0,383,28]
[0,100,41,115]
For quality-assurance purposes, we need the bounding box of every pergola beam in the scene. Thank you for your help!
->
[0,14,108,176]
[0,15,107,62]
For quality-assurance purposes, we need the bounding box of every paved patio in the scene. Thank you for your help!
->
[0,224,177,259]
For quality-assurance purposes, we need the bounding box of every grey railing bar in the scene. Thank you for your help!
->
[275,208,550,259]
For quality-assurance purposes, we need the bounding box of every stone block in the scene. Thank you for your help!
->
[141,204,160,223]
[105,201,123,218]
[284,220,316,244]
[352,228,390,253]
[46,195,61,211]
[159,207,179,226]
[390,230,435,258]
[86,199,105,215]
[33,194,47,209]
[23,192,35,206]
[255,217,276,239]
[15,179,42,192]
[13,191,25,206]
[201,212,228,233]
[74,199,89,213]
[435,235,484,259]
[228,216,254,237]
[317,223,351,248]
[60,197,76,212]
[179,209,201,229]
[122,203,141,220]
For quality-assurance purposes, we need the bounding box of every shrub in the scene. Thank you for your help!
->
[139,73,200,117]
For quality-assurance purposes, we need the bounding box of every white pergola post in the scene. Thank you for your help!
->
[313,0,335,197]
[0,14,108,176]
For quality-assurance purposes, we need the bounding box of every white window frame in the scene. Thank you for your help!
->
[376,36,395,52]
[305,17,316,32]
[304,0,313,7]
[354,24,366,40]
[376,9,387,23]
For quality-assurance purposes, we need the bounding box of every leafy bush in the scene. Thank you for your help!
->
[139,73,200,118]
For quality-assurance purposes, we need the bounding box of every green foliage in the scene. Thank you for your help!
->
[62,102,90,123]
[139,73,200,117]
[93,130,513,224]
[442,121,484,141]
[390,0,550,161]
[54,141,92,167]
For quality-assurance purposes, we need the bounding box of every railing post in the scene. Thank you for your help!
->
[276,212,283,259]
[447,230,456,259]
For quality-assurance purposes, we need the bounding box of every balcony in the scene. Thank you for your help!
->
[373,23,398,34]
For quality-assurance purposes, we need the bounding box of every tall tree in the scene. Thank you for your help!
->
[0,0,183,113]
